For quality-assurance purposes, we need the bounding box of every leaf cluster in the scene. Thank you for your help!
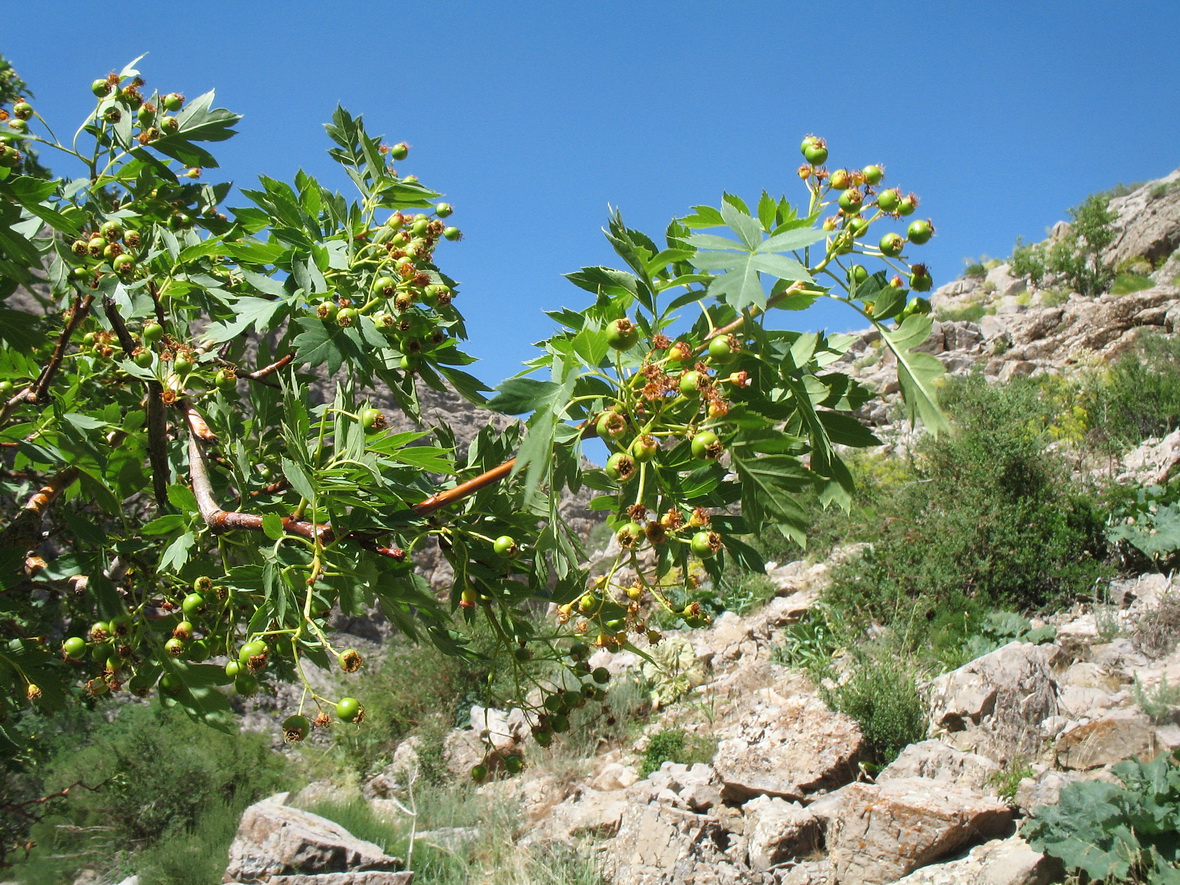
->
[1025,750,1180,884]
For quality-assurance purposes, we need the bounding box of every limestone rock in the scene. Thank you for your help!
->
[741,795,821,872]
[713,690,865,803]
[826,778,1014,885]
[1054,708,1160,769]
[265,875,413,885]
[223,796,405,881]
[878,740,1002,795]
[605,802,752,885]
[1012,769,1088,817]
[590,761,640,792]
[1105,170,1180,269]
[927,642,1060,761]
[892,836,1053,885]
[984,263,1026,300]
[545,789,629,841]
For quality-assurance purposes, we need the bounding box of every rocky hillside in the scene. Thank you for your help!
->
[842,171,1180,427]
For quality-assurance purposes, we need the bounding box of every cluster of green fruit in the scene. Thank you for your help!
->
[74,314,240,402]
[67,218,143,283]
[470,642,612,780]
[55,574,366,734]
[88,72,185,146]
[55,577,224,699]
[312,192,462,372]
[565,325,749,638]
[800,135,936,310]
[0,103,27,167]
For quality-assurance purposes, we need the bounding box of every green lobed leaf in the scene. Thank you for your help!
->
[878,314,949,433]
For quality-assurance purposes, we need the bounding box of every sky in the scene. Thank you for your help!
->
[7,1,1180,389]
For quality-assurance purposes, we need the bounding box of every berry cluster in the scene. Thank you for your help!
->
[312,200,461,372]
[800,135,937,312]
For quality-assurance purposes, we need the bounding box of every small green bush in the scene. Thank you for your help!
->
[1010,193,1117,297]
[772,608,842,677]
[639,728,716,777]
[823,374,1111,640]
[988,757,1035,803]
[1132,675,1180,724]
[1106,482,1180,571]
[10,702,292,885]
[935,302,992,323]
[1025,750,1180,884]
[821,653,926,766]
[1082,332,1180,453]
[1111,272,1155,295]
[332,617,528,779]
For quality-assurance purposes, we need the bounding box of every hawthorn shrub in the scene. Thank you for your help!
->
[0,59,950,866]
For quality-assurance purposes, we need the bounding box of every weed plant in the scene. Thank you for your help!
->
[9,702,292,885]
[1082,332,1180,454]
[639,728,717,777]
[820,652,926,766]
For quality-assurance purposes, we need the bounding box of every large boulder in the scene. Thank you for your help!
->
[713,689,865,803]
[741,795,822,873]
[604,802,752,885]
[825,778,1014,885]
[927,641,1060,762]
[1054,708,1160,770]
[892,836,1054,885]
[878,740,1002,795]
[1105,170,1180,269]
[223,795,405,882]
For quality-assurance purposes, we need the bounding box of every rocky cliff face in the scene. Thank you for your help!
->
[838,172,1180,430]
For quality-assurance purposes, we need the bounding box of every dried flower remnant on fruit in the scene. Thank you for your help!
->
[338,649,363,672]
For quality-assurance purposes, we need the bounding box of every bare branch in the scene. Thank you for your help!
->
[183,405,404,561]
[413,459,516,517]
[0,293,94,426]
[240,352,294,381]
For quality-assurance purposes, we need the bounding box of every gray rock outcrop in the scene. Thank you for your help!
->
[223,795,407,883]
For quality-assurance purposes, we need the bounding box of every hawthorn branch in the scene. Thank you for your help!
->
[0,467,80,552]
[413,459,516,517]
[30,293,95,403]
[0,430,126,554]
[101,295,170,509]
[182,403,404,560]
[240,352,294,381]
[0,293,94,427]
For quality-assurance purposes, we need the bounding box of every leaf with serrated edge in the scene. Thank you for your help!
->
[879,315,949,433]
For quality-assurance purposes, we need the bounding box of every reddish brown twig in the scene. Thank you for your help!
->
[183,406,404,560]
[0,294,95,427]
[413,458,516,517]
[179,400,218,443]
[31,294,95,403]
[0,430,126,551]
[241,352,294,381]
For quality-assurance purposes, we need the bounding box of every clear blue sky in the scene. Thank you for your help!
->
[9,2,1180,387]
